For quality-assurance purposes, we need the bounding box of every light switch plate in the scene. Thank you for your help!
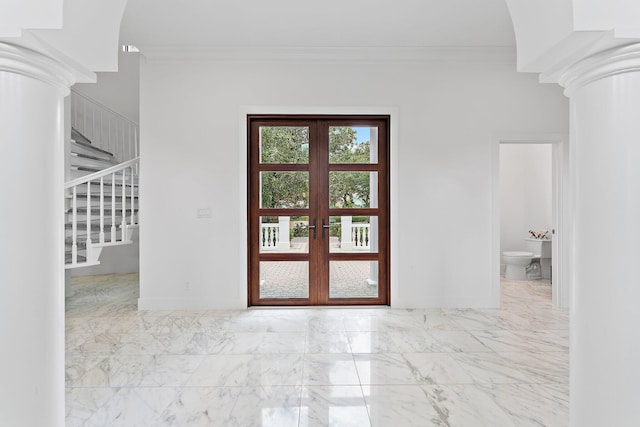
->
[197,207,212,218]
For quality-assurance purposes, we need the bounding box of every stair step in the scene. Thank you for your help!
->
[71,165,102,173]
[65,208,138,215]
[65,231,120,244]
[71,152,119,168]
[70,141,115,162]
[65,222,120,231]
[69,195,138,203]
[71,128,115,158]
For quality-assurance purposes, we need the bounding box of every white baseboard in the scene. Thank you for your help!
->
[137,297,246,311]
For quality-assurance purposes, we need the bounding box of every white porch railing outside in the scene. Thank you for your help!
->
[71,89,139,162]
[65,158,140,268]
[350,223,370,249]
[261,216,291,250]
[260,217,370,251]
[261,224,280,249]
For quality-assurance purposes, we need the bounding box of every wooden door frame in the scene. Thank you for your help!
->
[247,114,391,306]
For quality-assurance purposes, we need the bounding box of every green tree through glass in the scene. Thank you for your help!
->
[260,126,370,208]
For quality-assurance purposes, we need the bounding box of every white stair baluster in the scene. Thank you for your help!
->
[130,166,135,225]
[121,168,126,241]
[111,172,116,242]
[99,177,105,244]
[71,186,77,264]
[86,180,92,249]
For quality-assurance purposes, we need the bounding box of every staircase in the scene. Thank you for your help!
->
[65,90,139,269]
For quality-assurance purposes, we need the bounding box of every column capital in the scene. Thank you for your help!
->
[559,43,640,96]
[0,42,75,95]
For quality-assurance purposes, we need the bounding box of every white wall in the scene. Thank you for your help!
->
[139,58,568,310]
[71,238,139,277]
[500,144,553,254]
[73,50,140,123]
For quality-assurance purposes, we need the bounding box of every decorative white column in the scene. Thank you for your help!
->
[277,216,290,250]
[0,43,74,427]
[559,44,640,427]
[340,215,353,250]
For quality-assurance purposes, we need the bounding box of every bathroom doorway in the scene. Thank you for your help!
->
[493,136,570,308]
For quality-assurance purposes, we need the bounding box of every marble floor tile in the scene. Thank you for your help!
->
[403,353,475,385]
[430,330,492,353]
[186,353,304,386]
[451,352,541,384]
[302,354,360,386]
[475,329,569,353]
[158,387,238,427]
[160,386,302,427]
[497,351,569,384]
[209,331,306,354]
[305,330,353,353]
[442,309,500,331]
[300,386,370,427]
[83,387,179,427]
[230,386,302,427]
[306,316,348,333]
[353,353,419,385]
[422,384,517,426]
[476,383,569,427]
[362,385,444,426]
[66,387,119,427]
[342,314,427,333]
[65,274,569,425]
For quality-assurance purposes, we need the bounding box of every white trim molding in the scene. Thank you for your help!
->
[140,45,516,64]
[0,42,75,95]
[238,105,400,307]
[492,133,571,309]
[560,42,640,96]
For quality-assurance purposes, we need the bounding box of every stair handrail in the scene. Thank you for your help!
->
[65,157,140,267]
[65,157,139,189]
[70,89,139,162]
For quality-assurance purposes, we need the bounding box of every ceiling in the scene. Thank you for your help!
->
[119,0,516,50]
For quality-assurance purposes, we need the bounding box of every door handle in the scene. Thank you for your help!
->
[308,219,317,239]
[322,219,330,239]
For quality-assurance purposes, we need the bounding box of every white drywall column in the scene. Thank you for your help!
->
[0,43,73,427]
[560,44,640,427]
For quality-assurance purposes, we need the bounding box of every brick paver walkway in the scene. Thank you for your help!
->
[259,238,378,299]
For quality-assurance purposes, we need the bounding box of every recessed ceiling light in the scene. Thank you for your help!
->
[122,45,140,53]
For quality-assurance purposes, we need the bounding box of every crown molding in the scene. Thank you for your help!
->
[0,41,76,95]
[139,45,516,64]
[559,42,640,96]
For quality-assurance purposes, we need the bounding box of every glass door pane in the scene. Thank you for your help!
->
[329,126,378,164]
[329,261,379,299]
[328,216,378,253]
[329,172,378,209]
[260,261,309,299]
[259,216,309,254]
[260,126,309,164]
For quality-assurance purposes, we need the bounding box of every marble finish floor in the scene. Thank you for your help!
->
[66,274,569,426]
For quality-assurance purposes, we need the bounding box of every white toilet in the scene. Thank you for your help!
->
[502,251,537,280]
